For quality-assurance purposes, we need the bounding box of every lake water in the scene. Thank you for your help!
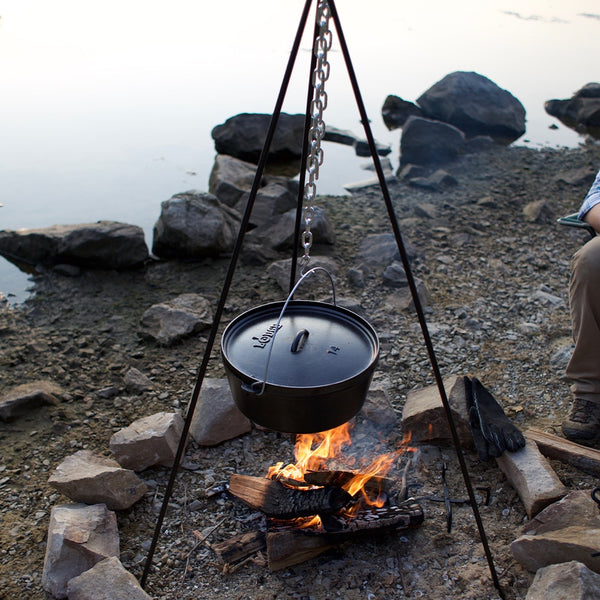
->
[1,0,598,302]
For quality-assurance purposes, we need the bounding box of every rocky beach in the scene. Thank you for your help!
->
[2,135,600,599]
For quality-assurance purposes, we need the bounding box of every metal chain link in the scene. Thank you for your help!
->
[301,0,332,272]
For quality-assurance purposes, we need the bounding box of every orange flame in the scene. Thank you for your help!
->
[267,424,415,510]
[267,422,354,481]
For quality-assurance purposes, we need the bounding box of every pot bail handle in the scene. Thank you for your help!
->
[251,266,336,396]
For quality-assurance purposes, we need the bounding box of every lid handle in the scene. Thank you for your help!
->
[290,329,310,353]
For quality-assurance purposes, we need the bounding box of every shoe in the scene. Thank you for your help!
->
[562,398,600,444]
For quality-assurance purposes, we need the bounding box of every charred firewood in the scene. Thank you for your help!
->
[266,499,424,571]
[229,474,352,518]
[210,531,266,566]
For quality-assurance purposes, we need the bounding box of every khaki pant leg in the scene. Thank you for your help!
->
[566,235,600,401]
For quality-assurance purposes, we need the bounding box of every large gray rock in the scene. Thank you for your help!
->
[211,112,306,163]
[139,293,213,345]
[381,94,423,130]
[358,233,417,267]
[48,450,147,510]
[208,154,260,207]
[416,71,526,143]
[109,411,185,471]
[0,380,63,422]
[246,206,335,251]
[511,526,600,574]
[152,191,241,259]
[545,82,600,136]
[521,490,600,536]
[42,503,119,599]
[401,375,472,446]
[400,116,465,167]
[266,255,340,293]
[0,221,148,270]
[67,556,152,600]
[233,182,297,228]
[208,154,299,209]
[525,561,600,600]
[189,378,251,446]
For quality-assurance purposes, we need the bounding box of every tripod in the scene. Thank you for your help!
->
[141,2,506,598]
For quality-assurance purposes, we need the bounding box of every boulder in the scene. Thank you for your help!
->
[189,378,252,446]
[521,490,600,536]
[109,411,185,471]
[511,525,600,574]
[0,221,148,270]
[381,95,423,130]
[545,82,600,137]
[246,206,335,251]
[42,503,119,599]
[233,182,297,228]
[152,191,241,259]
[48,450,147,510]
[211,112,306,163]
[208,154,260,207]
[208,154,300,208]
[266,255,340,293]
[139,293,213,346]
[401,375,473,446]
[408,169,458,192]
[525,561,600,600]
[358,233,417,267]
[416,71,526,143]
[400,116,465,167]
[0,380,63,422]
[67,556,152,600]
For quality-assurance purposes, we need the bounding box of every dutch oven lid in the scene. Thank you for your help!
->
[221,300,379,388]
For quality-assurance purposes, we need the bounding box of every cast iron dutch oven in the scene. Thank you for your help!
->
[221,275,379,433]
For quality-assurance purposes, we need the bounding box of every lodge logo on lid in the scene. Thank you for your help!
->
[252,323,282,349]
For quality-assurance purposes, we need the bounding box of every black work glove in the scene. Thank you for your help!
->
[466,376,526,460]
[464,376,502,461]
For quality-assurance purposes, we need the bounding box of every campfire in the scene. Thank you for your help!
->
[217,423,424,571]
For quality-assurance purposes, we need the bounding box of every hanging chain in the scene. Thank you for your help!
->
[300,0,332,272]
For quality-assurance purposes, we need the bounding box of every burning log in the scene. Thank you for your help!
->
[229,474,353,518]
[303,469,394,495]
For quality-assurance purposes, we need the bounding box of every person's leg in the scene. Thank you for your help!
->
[563,236,600,443]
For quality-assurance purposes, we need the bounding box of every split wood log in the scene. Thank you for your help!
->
[525,427,600,477]
[266,530,335,571]
[229,474,352,518]
[266,500,424,570]
[210,531,266,567]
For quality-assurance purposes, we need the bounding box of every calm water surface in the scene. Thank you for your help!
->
[1,0,598,301]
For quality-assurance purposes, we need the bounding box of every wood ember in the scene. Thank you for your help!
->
[229,473,353,518]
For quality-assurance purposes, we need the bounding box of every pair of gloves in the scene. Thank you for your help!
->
[464,376,526,461]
